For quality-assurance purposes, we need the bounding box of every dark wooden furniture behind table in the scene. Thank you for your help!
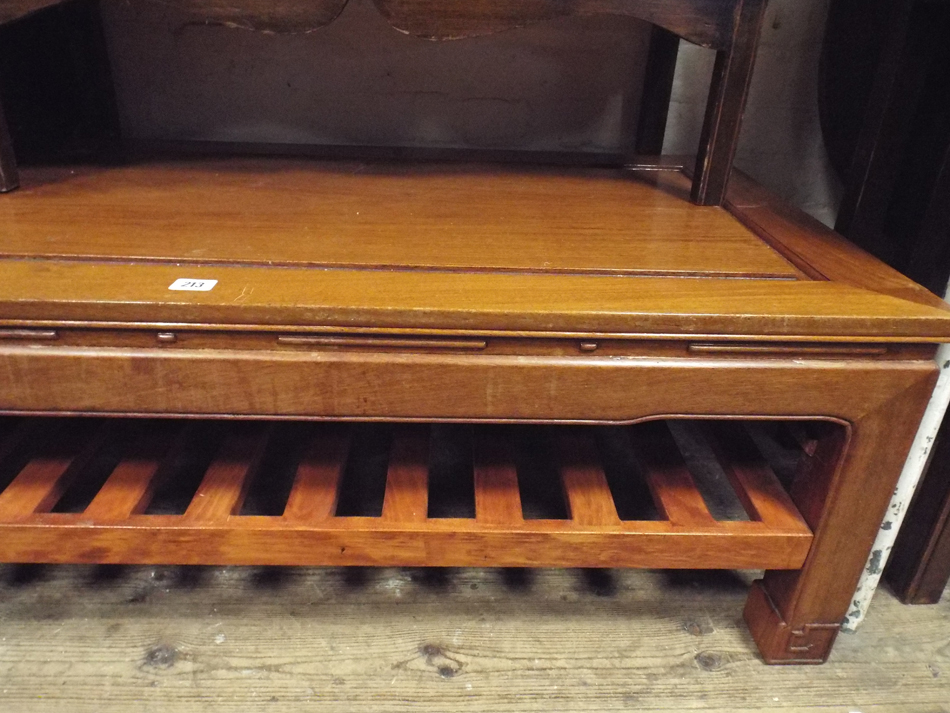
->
[820,0,950,604]
[1,0,950,665]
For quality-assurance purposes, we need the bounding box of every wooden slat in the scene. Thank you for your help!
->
[628,421,716,526]
[701,422,809,530]
[184,426,271,521]
[382,427,429,523]
[557,431,620,527]
[0,421,109,519]
[83,425,193,521]
[283,426,351,521]
[473,429,523,526]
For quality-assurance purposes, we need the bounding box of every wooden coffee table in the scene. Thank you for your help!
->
[0,0,948,665]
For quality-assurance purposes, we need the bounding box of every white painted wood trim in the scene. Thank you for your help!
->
[843,286,950,631]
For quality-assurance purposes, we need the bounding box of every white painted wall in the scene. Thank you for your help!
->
[102,0,650,154]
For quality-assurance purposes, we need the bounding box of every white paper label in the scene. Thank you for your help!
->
[168,278,218,292]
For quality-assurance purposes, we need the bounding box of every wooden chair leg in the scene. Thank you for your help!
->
[885,411,950,604]
[0,97,18,193]
[744,373,936,663]
[690,0,767,206]
[633,26,679,157]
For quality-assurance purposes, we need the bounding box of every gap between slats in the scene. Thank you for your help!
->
[0,419,46,467]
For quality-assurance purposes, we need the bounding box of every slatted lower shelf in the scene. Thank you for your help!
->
[0,417,817,569]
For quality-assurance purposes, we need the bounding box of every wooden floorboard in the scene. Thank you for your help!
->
[0,565,945,711]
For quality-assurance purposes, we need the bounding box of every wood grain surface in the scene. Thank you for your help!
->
[0,161,797,278]
[0,564,944,712]
[0,346,933,420]
[725,170,949,310]
[2,160,948,340]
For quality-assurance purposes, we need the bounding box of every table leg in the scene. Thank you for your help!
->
[745,371,936,663]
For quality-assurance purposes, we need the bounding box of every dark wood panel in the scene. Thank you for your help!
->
[150,0,349,33]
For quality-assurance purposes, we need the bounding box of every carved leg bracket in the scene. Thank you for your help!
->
[744,581,842,664]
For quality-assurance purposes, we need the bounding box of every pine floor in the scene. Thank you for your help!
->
[0,564,946,712]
